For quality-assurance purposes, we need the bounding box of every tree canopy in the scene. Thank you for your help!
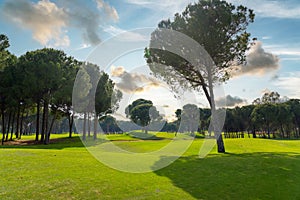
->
[125,98,160,133]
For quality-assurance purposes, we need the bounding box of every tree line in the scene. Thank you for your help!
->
[224,92,300,139]
[0,34,121,145]
[104,93,300,140]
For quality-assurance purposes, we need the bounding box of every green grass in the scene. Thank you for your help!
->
[1,133,300,199]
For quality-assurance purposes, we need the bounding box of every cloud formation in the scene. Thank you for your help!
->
[111,66,162,93]
[95,0,119,22]
[230,41,280,77]
[2,0,69,47]
[274,72,300,99]
[103,25,148,42]
[2,0,119,47]
[227,0,300,19]
[216,95,247,107]
[126,0,187,14]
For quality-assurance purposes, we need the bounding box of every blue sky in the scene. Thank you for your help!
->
[1,0,300,120]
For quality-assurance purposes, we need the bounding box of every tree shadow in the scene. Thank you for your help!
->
[152,152,300,200]
[127,131,165,140]
[0,136,101,150]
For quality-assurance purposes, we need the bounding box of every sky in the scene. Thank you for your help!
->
[0,0,300,121]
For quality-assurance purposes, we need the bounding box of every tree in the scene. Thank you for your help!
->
[19,48,76,144]
[286,99,300,138]
[180,104,199,135]
[73,63,122,140]
[0,34,18,144]
[199,108,211,135]
[100,115,117,134]
[51,57,80,138]
[175,109,182,134]
[145,0,255,152]
[240,105,255,137]
[95,71,122,139]
[125,99,160,134]
[262,91,280,104]
[276,103,293,138]
[251,104,277,138]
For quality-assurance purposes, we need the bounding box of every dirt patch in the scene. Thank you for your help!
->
[3,139,37,146]
[3,138,65,146]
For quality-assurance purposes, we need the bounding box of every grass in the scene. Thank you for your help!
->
[1,133,300,199]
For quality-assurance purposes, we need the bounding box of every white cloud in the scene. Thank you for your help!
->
[75,43,92,50]
[227,0,300,19]
[95,0,119,22]
[215,95,247,108]
[111,65,162,93]
[2,0,119,47]
[230,41,280,77]
[262,36,271,40]
[2,0,68,47]
[263,44,300,60]
[103,25,148,41]
[127,0,300,19]
[125,0,194,16]
[274,72,300,99]
[111,66,125,77]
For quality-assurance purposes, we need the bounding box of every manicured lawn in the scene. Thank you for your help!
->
[0,133,300,199]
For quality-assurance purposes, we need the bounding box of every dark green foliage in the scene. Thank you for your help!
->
[125,99,161,130]
[0,34,121,144]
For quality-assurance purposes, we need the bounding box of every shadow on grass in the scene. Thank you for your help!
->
[0,136,87,150]
[0,132,172,150]
[152,152,300,200]
[127,131,165,140]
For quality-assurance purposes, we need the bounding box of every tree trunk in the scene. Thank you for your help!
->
[267,124,270,139]
[35,100,40,141]
[1,101,6,145]
[88,112,91,137]
[280,124,285,138]
[43,100,49,145]
[10,111,15,141]
[68,113,74,138]
[19,105,25,139]
[15,103,20,139]
[207,67,225,153]
[5,110,12,141]
[93,114,97,140]
[83,112,86,141]
[41,100,46,142]
[45,111,57,145]
[216,134,225,152]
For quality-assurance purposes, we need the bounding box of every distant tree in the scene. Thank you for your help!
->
[252,98,261,105]
[251,104,277,138]
[145,0,255,152]
[162,122,177,132]
[100,115,117,134]
[285,99,300,138]
[240,105,255,137]
[73,64,92,140]
[276,103,293,138]
[125,99,160,134]
[262,91,280,104]
[175,109,182,133]
[180,104,199,135]
[199,108,211,135]
[0,34,9,52]
[73,63,122,140]
[95,71,122,139]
